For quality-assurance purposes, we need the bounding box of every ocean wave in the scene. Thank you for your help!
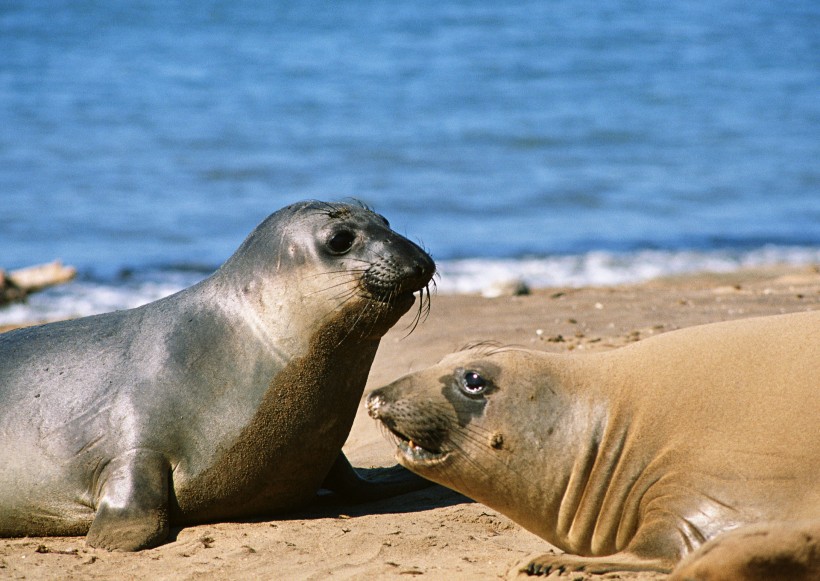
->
[1,245,818,325]
[437,246,820,294]
[0,273,199,326]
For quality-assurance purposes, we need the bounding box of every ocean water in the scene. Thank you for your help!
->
[1,1,818,323]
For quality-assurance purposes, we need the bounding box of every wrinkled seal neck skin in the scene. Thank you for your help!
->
[368,348,618,552]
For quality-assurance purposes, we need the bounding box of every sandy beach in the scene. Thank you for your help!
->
[1,265,817,580]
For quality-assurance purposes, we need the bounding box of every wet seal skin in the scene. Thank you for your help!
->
[367,311,820,579]
[0,200,435,551]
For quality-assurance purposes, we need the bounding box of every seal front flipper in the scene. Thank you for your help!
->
[519,550,674,576]
[86,449,170,551]
[320,453,434,503]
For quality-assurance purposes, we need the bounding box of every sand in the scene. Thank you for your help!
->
[1,265,817,580]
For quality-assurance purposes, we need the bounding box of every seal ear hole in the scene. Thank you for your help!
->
[460,370,487,396]
[327,230,356,255]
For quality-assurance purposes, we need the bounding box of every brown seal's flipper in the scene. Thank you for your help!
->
[669,520,820,581]
[320,453,434,503]
[517,551,673,576]
[86,449,171,551]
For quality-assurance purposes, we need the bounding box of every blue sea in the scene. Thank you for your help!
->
[1,1,819,323]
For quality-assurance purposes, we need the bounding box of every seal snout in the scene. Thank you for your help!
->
[366,391,386,420]
[362,237,436,302]
[366,387,452,466]
[364,257,435,298]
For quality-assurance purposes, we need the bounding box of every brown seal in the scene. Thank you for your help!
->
[366,311,820,576]
[0,200,435,551]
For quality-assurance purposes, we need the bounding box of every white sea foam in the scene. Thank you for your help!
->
[435,245,820,294]
[1,245,818,325]
[0,275,199,326]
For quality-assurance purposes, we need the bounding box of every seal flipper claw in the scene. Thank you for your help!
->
[86,450,170,551]
[320,452,434,503]
[519,551,674,576]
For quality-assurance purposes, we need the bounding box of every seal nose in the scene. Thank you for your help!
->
[414,251,436,282]
[364,237,436,299]
[401,243,436,292]
[366,391,385,419]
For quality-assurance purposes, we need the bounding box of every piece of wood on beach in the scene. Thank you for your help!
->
[0,261,77,306]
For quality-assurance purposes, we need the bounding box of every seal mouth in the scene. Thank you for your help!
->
[363,278,432,307]
[360,283,433,337]
[382,425,451,467]
[367,390,450,467]
[366,289,417,308]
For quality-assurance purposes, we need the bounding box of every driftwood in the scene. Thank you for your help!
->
[0,261,77,306]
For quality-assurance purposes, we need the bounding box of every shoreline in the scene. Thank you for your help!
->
[1,264,818,580]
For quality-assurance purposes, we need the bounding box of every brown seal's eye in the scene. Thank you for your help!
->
[327,230,356,254]
[461,370,486,395]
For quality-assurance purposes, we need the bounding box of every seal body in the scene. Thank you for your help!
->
[367,311,820,575]
[0,200,435,551]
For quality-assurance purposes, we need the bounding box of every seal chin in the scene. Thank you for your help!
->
[391,290,418,311]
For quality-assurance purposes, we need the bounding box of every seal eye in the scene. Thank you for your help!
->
[461,370,486,395]
[327,230,356,255]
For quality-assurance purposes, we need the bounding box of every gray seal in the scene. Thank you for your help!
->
[0,200,435,551]
[367,311,820,576]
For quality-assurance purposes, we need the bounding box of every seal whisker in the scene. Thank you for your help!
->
[352,291,377,327]
[321,289,361,322]
[308,267,367,282]
[421,283,433,320]
[310,277,358,294]
[382,397,550,492]
[398,283,433,338]
[305,200,356,220]
[360,291,389,339]
[441,433,540,497]
[337,257,373,266]
[309,277,362,297]
[307,268,368,280]
[329,292,384,347]
[312,280,360,306]
[400,291,424,338]
[456,341,529,357]
[414,286,428,328]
